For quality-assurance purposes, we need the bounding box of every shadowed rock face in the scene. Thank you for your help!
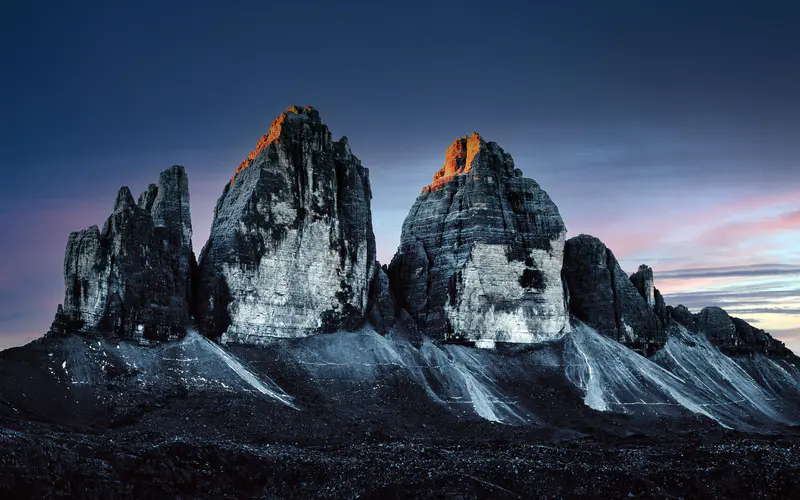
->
[688,307,792,356]
[388,133,570,343]
[49,166,194,341]
[630,265,655,308]
[366,264,396,335]
[194,105,376,343]
[562,234,662,344]
[669,304,697,331]
[730,317,793,356]
[694,306,737,346]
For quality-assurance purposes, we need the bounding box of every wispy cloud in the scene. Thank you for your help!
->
[697,209,800,247]
[726,307,800,316]
[655,264,800,280]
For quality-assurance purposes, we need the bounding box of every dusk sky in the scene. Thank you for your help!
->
[2,1,798,352]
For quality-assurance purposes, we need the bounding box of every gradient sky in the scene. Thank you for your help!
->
[2,1,798,352]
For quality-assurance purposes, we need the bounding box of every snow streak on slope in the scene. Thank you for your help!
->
[418,341,527,424]
[191,332,298,410]
[277,329,530,424]
[565,323,800,429]
[653,327,797,426]
[565,323,723,426]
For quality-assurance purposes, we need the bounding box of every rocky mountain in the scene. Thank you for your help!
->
[692,305,792,356]
[2,105,800,498]
[48,165,194,341]
[388,132,570,345]
[562,235,665,347]
[194,106,377,344]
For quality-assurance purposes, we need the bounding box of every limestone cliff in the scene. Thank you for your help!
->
[195,106,376,343]
[388,133,570,344]
[49,166,194,341]
[562,235,663,345]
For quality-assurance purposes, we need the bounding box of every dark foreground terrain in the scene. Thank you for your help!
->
[1,418,799,499]
[0,330,798,498]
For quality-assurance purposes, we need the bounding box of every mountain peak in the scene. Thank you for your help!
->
[230,105,323,185]
[113,186,136,212]
[422,132,520,193]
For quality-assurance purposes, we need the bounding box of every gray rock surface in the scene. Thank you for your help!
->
[366,264,396,335]
[195,105,376,343]
[653,288,671,327]
[388,132,570,344]
[730,316,793,356]
[562,235,662,344]
[630,265,655,308]
[694,306,737,347]
[49,166,194,341]
[668,304,697,331]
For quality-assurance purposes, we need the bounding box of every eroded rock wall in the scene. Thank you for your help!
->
[388,133,570,344]
[195,106,376,343]
[49,166,194,341]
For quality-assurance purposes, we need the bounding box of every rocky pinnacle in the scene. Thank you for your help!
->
[194,105,377,343]
[49,166,194,341]
[388,132,570,344]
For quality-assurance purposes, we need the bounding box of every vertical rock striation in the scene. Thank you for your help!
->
[49,166,194,341]
[629,265,655,308]
[562,235,664,345]
[388,133,570,344]
[195,105,376,344]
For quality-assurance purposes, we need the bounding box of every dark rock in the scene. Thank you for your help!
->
[562,234,662,344]
[728,316,792,357]
[367,263,396,334]
[388,132,570,344]
[48,166,194,341]
[137,183,158,212]
[630,265,655,308]
[669,304,697,331]
[151,165,195,306]
[653,288,671,326]
[194,106,376,343]
[694,306,737,347]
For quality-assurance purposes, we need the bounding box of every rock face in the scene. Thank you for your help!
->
[694,306,737,347]
[688,306,792,356]
[366,264,396,335]
[730,317,793,356]
[388,132,570,344]
[562,235,663,344]
[629,265,655,308]
[195,105,376,343]
[668,304,696,331]
[49,166,194,341]
[653,288,671,326]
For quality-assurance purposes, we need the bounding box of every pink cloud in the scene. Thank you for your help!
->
[697,209,800,247]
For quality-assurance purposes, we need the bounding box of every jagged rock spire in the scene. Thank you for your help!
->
[562,234,663,345]
[49,166,195,341]
[195,106,376,343]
